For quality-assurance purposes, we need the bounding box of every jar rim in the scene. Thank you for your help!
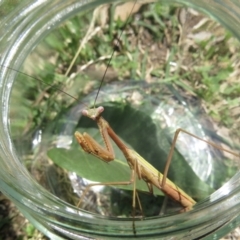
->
[0,0,240,239]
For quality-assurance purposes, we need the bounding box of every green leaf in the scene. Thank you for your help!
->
[48,146,162,194]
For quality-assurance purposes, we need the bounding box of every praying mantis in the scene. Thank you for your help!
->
[74,104,240,218]
[75,106,197,211]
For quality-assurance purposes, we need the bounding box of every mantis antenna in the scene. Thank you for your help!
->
[93,1,138,107]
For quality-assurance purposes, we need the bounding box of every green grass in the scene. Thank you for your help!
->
[9,2,240,138]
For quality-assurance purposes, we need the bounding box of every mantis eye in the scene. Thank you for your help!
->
[82,109,88,116]
[97,106,104,114]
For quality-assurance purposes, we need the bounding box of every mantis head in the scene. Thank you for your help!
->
[82,106,104,120]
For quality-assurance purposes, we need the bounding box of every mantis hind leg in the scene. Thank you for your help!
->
[161,128,240,188]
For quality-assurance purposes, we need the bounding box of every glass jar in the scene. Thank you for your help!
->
[0,0,240,239]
